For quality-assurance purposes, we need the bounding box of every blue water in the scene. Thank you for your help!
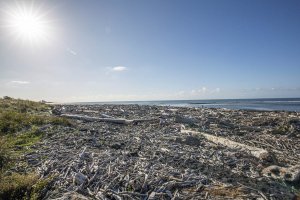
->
[79,98,300,112]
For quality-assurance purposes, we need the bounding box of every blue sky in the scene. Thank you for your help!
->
[0,0,299,102]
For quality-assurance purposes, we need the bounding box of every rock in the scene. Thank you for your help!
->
[28,159,39,165]
[175,137,183,143]
[148,192,156,200]
[175,115,198,125]
[74,172,88,185]
[52,109,61,115]
[184,136,201,146]
[111,143,124,150]
[174,136,201,146]
[52,107,64,115]
[128,151,139,157]
[285,165,300,183]
[259,151,277,164]
[262,165,300,183]
[96,191,106,199]
[79,147,91,161]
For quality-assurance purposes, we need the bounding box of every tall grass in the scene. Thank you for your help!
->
[0,173,38,200]
[0,111,72,135]
[0,97,71,199]
[0,137,9,169]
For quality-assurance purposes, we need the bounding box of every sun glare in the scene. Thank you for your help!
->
[4,2,52,45]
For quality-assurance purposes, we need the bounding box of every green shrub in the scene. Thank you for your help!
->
[0,137,10,169]
[0,112,43,135]
[12,129,43,147]
[0,112,71,136]
[0,173,38,200]
[50,116,72,126]
[30,176,54,200]
[0,97,50,114]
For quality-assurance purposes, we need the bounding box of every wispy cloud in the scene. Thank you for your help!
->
[190,87,220,96]
[174,87,221,99]
[66,87,222,102]
[105,66,129,76]
[10,81,30,84]
[241,87,300,93]
[66,47,77,56]
[5,80,31,88]
[111,66,128,72]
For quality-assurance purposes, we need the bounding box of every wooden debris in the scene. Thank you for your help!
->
[181,129,271,160]
[20,104,299,199]
[61,113,158,124]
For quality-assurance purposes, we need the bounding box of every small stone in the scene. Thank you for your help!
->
[184,136,201,146]
[175,115,198,125]
[74,172,88,185]
[128,151,139,157]
[111,143,124,150]
[148,192,156,200]
[175,137,183,143]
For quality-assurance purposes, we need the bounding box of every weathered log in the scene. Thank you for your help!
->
[61,113,158,125]
[181,129,271,160]
[100,114,114,118]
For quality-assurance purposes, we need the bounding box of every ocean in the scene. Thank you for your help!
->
[79,98,300,112]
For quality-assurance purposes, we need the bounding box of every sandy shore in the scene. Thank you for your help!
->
[22,104,300,199]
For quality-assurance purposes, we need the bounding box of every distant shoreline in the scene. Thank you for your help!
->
[55,97,300,112]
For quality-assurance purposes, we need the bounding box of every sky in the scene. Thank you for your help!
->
[0,0,299,102]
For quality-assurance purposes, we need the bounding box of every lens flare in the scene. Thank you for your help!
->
[3,2,52,45]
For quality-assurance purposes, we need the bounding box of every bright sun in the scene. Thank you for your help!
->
[4,3,52,44]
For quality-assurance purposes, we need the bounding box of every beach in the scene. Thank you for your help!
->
[1,0,299,199]
[19,103,300,199]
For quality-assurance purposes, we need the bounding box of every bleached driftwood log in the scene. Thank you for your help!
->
[181,129,270,160]
[100,114,114,118]
[61,114,158,125]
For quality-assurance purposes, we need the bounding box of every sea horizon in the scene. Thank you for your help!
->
[60,97,300,112]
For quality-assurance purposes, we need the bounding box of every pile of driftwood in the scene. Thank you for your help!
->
[21,104,300,199]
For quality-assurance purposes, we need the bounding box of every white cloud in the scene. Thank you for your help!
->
[175,91,186,98]
[10,81,30,84]
[210,87,221,94]
[198,87,207,93]
[47,87,225,102]
[191,90,197,95]
[111,66,128,72]
[241,87,300,93]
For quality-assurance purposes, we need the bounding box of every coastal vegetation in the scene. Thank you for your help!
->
[0,97,71,199]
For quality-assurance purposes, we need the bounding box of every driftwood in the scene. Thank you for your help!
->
[61,113,159,125]
[26,104,299,199]
[181,129,270,160]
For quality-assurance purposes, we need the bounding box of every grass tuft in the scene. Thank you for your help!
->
[0,137,10,169]
[0,173,38,200]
